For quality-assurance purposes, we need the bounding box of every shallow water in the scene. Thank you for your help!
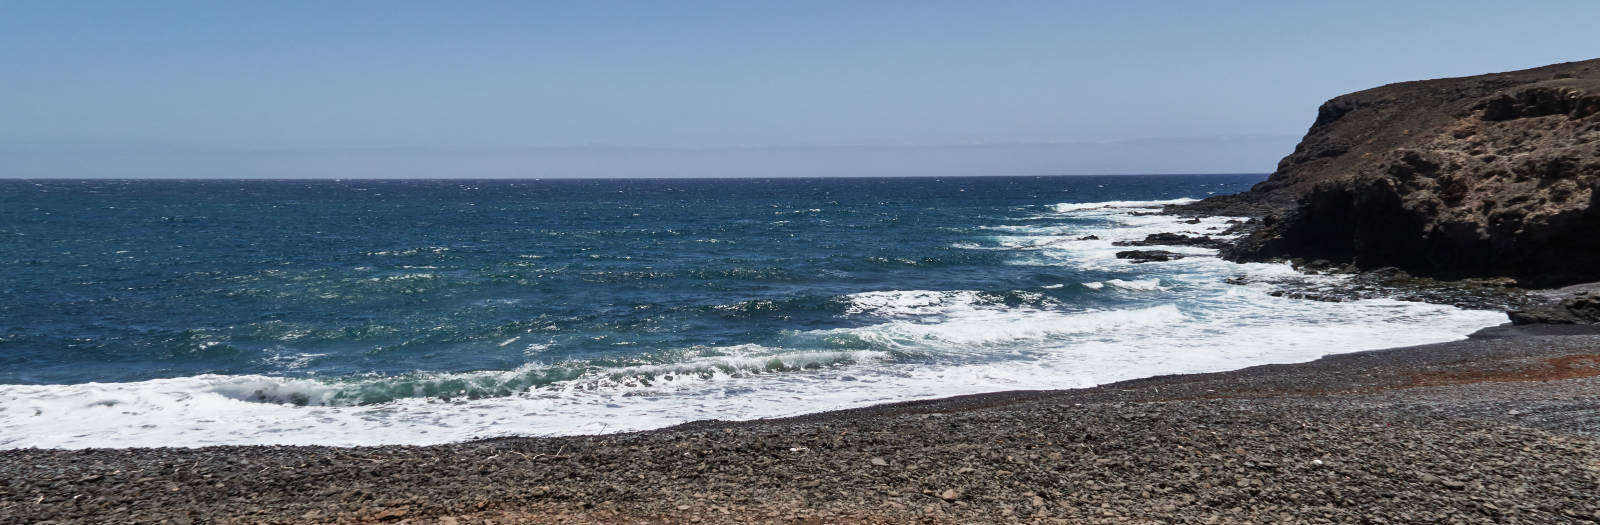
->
[0,176,1505,448]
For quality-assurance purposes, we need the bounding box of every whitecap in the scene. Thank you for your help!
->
[1051,198,1198,213]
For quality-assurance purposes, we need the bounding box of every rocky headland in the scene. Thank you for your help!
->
[1172,58,1600,324]
[1176,58,1600,289]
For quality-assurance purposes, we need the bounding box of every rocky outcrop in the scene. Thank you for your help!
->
[1181,59,1600,287]
[1508,293,1600,325]
[1113,233,1230,249]
[1115,250,1187,263]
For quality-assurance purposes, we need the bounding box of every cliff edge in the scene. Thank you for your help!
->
[1181,59,1600,287]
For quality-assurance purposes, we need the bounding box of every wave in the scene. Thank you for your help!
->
[0,297,1505,449]
[206,366,582,406]
[1101,278,1164,291]
[840,288,1067,318]
[259,345,890,406]
[842,289,989,317]
[5,295,1189,411]
[1051,198,1198,213]
[0,293,1506,449]
[817,304,1187,349]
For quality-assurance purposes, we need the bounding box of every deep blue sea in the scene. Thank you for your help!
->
[0,176,1503,448]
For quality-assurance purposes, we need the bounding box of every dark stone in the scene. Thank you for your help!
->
[1115,250,1187,263]
[1113,233,1229,249]
[1509,295,1600,325]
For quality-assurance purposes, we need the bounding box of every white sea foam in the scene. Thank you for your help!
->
[1104,278,1163,291]
[1050,198,1198,213]
[824,304,1188,349]
[996,203,1246,272]
[0,292,1499,449]
[0,197,1509,449]
[842,289,989,317]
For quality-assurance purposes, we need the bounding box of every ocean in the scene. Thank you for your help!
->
[0,176,1505,448]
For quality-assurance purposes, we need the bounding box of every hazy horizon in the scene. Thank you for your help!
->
[4,1,1596,178]
[1,136,1289,179]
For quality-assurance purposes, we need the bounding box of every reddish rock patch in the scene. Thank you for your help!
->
[1406,354,1600,387]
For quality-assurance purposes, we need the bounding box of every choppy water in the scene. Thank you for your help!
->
[0,176,1505,448]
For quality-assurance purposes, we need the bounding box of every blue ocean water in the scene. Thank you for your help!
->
[0,176,1504,448]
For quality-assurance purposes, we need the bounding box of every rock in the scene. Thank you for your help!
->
[1175,58,1600,287]
[1509,295,1600,324]
[870,457,889,467]
[1078,235,1100,241]
[1112,233,1229,249]
[373,507,409,520]
[939,489,961,501]
[1115,250,1187,263]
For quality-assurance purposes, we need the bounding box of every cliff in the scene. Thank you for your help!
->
[1183,59,1600,287]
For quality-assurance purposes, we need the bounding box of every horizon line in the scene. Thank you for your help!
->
[0,172,1270,181]
[0,135,1300,156]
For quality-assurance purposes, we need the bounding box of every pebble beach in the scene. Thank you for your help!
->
[5,326,1598,524]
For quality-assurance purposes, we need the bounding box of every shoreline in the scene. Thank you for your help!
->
[5,323,1598,523]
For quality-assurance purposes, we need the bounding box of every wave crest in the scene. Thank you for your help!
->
[203,345,888,407]
[1051,198,1198,213]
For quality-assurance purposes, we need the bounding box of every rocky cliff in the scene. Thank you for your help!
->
[1183,59,1600,287]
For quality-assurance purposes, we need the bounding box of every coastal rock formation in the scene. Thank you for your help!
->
[1509,293,1600,325]
[1113,232,1230,249]
[1183,58,1600,287]
[1115,249,1186,263]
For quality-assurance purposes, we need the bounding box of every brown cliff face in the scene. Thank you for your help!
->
[1186,59,1600,287]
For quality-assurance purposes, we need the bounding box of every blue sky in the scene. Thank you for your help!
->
[2,1,1596,177]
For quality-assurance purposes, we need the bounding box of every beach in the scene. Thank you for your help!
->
[5,3,1597,523]
[6,325,1597,524]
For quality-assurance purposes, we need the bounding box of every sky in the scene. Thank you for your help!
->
[2,1,1596,178]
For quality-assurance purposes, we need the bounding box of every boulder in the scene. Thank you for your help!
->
[1113,233,1230,249]
[1115,250,1187,263]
